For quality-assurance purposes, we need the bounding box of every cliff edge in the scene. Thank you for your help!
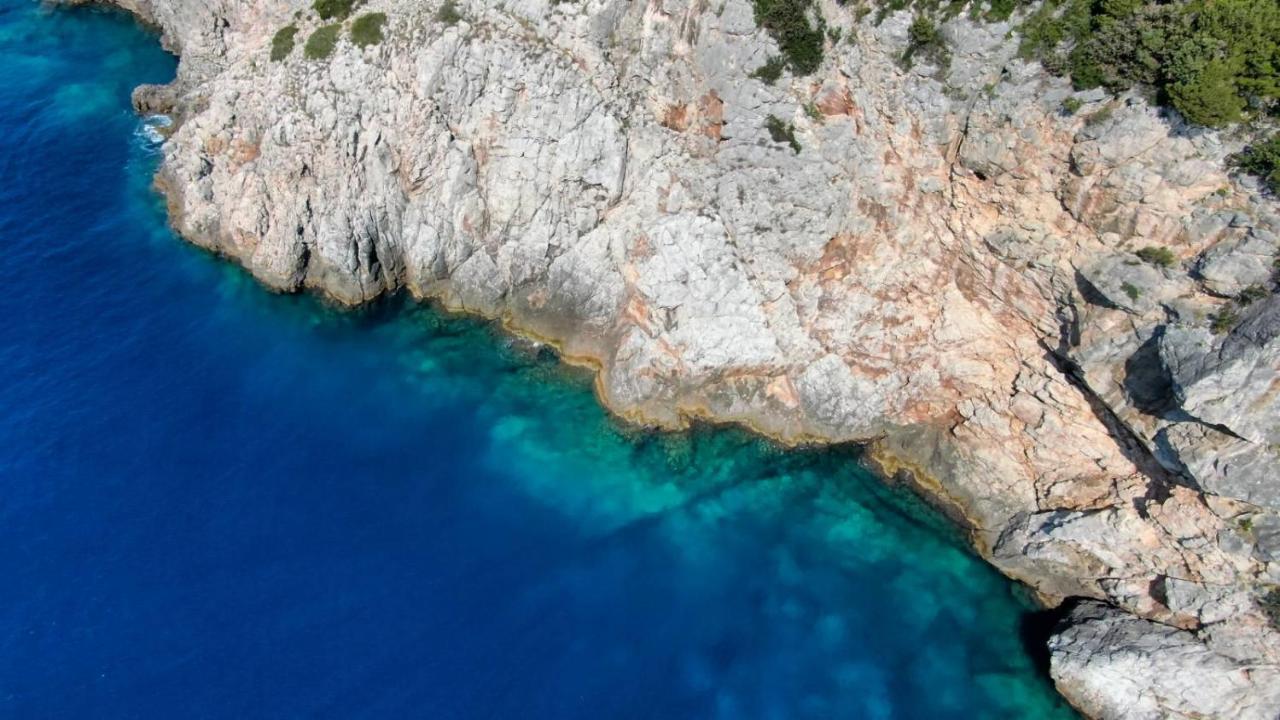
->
[83,0,1280,715]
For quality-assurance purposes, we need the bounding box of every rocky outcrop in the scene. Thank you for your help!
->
[79,0,1280,715]
[1050,600,1280,720]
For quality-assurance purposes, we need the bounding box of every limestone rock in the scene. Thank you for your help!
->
[1050,601,1280,720]
[1157,422,1280,512]
[1161,296,1280,446]
[1195,224,1279,297]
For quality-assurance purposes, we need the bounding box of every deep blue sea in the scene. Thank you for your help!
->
[0,3,1078,718]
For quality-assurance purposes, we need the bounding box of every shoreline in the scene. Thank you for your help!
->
[75,0,1280,715]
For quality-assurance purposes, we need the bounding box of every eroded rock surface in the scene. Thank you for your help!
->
[85,0,1280,715]
[1050,600,1280,720]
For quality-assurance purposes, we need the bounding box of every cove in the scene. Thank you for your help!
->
[0,3,1077,718]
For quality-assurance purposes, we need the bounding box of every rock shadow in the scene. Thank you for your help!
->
[1122,329,1178,419]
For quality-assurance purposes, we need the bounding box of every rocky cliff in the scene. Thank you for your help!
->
[81,0,1280,715]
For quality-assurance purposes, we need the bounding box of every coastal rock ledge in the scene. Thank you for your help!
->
[83,0,1279,715]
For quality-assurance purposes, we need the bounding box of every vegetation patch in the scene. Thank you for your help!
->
[1135,246,1177,268]
[1061,96,1083,115]
[313,0,362,21]
[1210,306,1241,334]
[1238,515,1255,534]
[351,12,387,47]
[1084,104,1114,126]
[1016,0,1280,127]
[874,0,969,26]
[983,0,1021,21]
[304,23,342,60]
[1238,284,1269,306]
[750,55,787,84]
[1262,586,1280,630]
[752,0,825,75]
[271,25,298,62]
[1233,133,1280,195]
[1121,282,1142,301]
[437,0,463,25]
[902,14,949,69]
[765,115,802,153]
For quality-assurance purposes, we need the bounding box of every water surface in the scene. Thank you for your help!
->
[0,3,1076,718]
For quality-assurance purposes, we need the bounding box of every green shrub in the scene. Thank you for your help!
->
[1061,96,1083,114]
[437,0,463,25]
[1084,105,1114,126]
[304,23,342,60]
[1237,285,1269,305]
[1135,245,1177,267]
[271,25,298,62]
[765,115,802,154]
[752,0,825,75]
[1017,1,1075,60]
[985,0,1021,21]
[1261,586,1280,630]
[903,15,949,68]
[1121,281,1142,300]
[351,12,387,47]
[908,14,941,45]
[1210,306,1240,333]
[1169,58,1249,127]
[750,56,787,84]
[313,0,361,20]
[1016,0,1280,127]
[1234,133,1280,195]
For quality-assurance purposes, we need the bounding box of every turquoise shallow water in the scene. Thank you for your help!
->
[0,2,1078,717]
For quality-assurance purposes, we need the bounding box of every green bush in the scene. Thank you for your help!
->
[271,25,298,62]
[1210,306,1240,333]
[765,115,802,154]
[908,14,941,46]
[1085,105,1114,126]
[1061,96,1083,114]
[1261,586,1280,630]
[1135,245,1177,267]
[985,0,1021,21]
[1169,58,1249,126]
[903,15,949,68]
[1237,284,1269,305]
[752,0,825,75]
[437,0,463,25]
[750,56,787,84]
[351,12,387,47]
[1234,133,1280,195]
[313,0,361,20]
[304,23,342,60]
[1016,0,1280,127]
[1122,281,1142,300]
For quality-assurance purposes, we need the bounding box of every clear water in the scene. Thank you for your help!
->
[0,3,1077,718]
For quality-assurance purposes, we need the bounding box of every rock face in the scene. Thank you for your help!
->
[85,0,1279,715]
[1050,601,1280,720]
